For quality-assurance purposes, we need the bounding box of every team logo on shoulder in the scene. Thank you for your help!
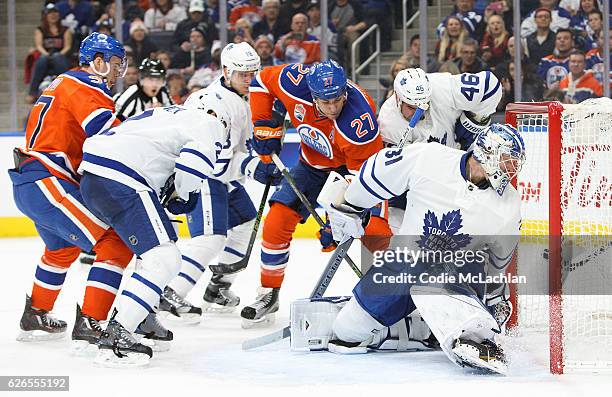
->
[294,103,305,122]
[297,124,333,159]
[47,77,63,91]
[89,75,103,85]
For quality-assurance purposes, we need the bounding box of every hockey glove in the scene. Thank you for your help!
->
[327,202,369,242]
[317,216,337,252]
[241,155,283,186]
[166,192,199,215]
[252,120,283,160]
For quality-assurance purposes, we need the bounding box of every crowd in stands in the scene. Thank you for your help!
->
[24,0,612,114]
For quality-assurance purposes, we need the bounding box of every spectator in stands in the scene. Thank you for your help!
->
[570,0,599,32]
[361,0,392,52]
[156,49,173,70]
[537,28,574,89]
[559,49,603,102]
[174,0,218,50]
[435,16,468,68]
[114,58,173,120]
[520,0,571,37]
[233,18,256,45]
[274,13,321,64]
[480,13,510,68]
[172,26,211,76]
[96,19,114,36]
[144,0,187,31]
[524,8,556,65]
[94,2,117,35]
[188,40,222,89]
[380,58,408,105]
[252,0,289,43]
[441,38,489,74]
[26,4,73,104]
[167,72,188,104]
[330,0,366,70]
[123,65,140,87]
[483,1,513,36]
[229,0,263,26]
[279,0,309,24]
[497,60,545,111]
[126,19,158,66]
[437,0,484,40]
[586,28,612,86]
[578,9,604,50]
[254,34,278,66]
[399,34,421,68]
[56,0,95,34]
[306,1,337,59]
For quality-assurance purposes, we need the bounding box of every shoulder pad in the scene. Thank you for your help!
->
[63,70,113,96]
[277,64,313,104]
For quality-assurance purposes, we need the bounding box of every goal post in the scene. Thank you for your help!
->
[505,100,612,374]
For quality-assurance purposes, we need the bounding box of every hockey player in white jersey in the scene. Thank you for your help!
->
[293,124,524,375]
[379,68,502,233]
[159,42,282,322]
[78,94,231,366]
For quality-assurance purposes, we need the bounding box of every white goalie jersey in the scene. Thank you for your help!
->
[79,105,227,200]
[379,71,502,148]
[346,143,520,273]
[185,76,253,185]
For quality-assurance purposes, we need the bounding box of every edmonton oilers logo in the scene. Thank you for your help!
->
[297,124,333,159]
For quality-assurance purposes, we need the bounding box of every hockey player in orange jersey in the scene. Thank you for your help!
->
[8,32,137,349]
[240,60,390,326]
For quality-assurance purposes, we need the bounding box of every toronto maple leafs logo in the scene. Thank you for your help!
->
[418,209,471,252]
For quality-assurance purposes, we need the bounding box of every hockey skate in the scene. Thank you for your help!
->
[16,295,67,342]
[202,274,240,314]
[71,304,104,355]
[135,312,173,352]
[451,338,508,375]
[159,286,202,324]
[95,314,152,368]
[240,287,279,329]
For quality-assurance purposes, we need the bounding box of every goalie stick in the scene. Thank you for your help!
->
[241,235,355,350]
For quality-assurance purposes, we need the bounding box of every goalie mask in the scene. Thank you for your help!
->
[393,68,431,111]
[473,123,526,196]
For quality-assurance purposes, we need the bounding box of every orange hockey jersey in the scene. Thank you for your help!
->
[249,63,382,172]
[23,70,120,184]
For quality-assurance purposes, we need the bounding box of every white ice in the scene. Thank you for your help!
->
[0,237,610,396]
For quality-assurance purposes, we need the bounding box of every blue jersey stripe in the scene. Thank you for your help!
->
[224,246,244,258]
[82,153,151,189]
[175,163,209,181]
[131,272,162,295]
[182,255,206,272]
[358,159,386,202]
[370,153,396,197]
[84,110,113,137]
[121,290,153,312]
[178,272,197,285]
[180,148,214,170]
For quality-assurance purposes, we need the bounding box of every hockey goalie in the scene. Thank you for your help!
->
[290,123,525,375]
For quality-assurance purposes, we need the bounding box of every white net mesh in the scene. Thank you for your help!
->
[514,100,612,371]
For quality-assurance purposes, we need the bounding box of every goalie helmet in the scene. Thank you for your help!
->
[221,42,261,78]
[473,123,526,196]
[184,91,232,135]
[79,32,127,77]
[393,68,431,110]
[306,60,347,101]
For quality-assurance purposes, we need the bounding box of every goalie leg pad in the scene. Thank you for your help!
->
[369,311,438,352]
[290,296,351,351]
[410,284,500,367]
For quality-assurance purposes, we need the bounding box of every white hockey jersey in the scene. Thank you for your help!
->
[378,71,501,148]
[346,143,520,272]
[184,76,253,184]
[79,105,227,200]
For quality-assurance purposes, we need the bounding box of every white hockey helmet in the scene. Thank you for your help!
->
[393,68,432,110]
[221,42,261,78]
[184,90,232,135]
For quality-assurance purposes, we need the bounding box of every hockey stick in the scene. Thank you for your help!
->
[241,235,355,350]
[208,181,272,274]
[396,106,426,149]
[270,153,362,278]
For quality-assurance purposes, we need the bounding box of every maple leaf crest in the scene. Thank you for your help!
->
[418,209,472,251]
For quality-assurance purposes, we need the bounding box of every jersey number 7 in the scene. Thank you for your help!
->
[27,95,54,149]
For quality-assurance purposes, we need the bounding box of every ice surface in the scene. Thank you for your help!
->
[0,238,610,396]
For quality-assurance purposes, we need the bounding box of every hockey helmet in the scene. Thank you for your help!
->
[306,60,347,101]
[221,42,261,78]
[473,123,526,196]
[393,68,431,110]
[184,91,232,135]
[138,58,166,79]
[79,32,127,77]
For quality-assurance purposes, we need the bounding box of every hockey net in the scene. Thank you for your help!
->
[505,100,612,374]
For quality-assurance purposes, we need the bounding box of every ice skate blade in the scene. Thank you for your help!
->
[16,329,66,342]
[159,310,201,325]
[328,343,367,355]
[70,339,98,356]
[202,302,238,314]
[136,335,171,352]
[241,313,276,329]
[94,348,150,368]
[452,344,508,376]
